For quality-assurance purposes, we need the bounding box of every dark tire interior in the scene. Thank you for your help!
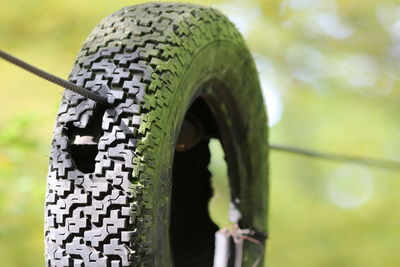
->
[170,97,223,267]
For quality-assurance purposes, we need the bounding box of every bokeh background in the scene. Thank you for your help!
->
[1,0,400,266]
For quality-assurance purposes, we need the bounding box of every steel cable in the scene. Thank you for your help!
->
[270,144,400,170]
[0,49,109,105]
[2,49,400,171]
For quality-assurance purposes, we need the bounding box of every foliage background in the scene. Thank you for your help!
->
[1,0,400,266]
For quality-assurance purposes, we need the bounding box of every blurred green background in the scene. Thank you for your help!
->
[1,0,400,266]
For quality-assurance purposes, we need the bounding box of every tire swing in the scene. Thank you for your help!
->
[45,3,269,267]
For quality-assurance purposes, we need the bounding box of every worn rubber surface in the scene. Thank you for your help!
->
[45,2,269,267]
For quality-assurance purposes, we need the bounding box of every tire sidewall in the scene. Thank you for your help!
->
[151,39,269,266]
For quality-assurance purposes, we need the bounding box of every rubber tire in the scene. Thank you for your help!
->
[45,3,269,267]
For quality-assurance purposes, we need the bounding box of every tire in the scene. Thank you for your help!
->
[45,3,269,267]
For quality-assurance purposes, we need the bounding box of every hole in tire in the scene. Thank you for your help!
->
[68,106,105,173]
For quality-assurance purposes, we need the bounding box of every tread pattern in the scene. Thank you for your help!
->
[45,3,243,267]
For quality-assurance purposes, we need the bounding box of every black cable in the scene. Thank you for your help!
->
[270,144,400,170]
[0,49,109,105]
[2,49,400,171]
